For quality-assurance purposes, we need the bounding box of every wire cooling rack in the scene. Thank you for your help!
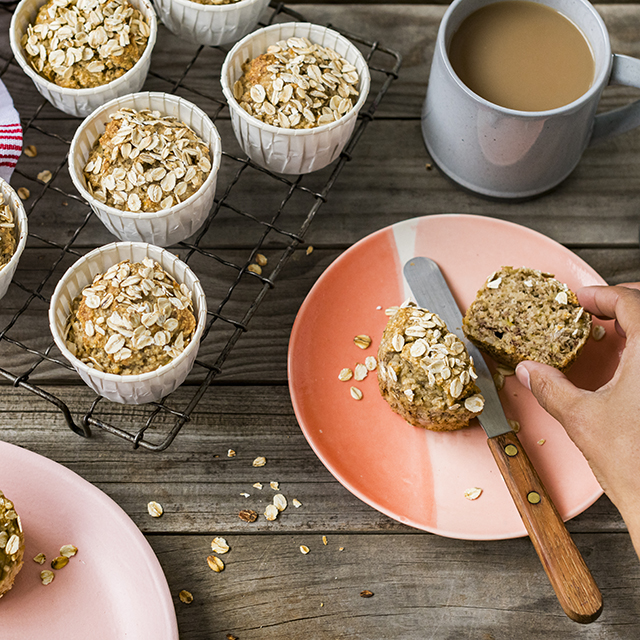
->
[0,1,401,450]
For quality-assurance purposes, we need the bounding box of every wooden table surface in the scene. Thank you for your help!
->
[2,2,640,638]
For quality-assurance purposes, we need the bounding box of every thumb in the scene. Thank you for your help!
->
[515,361,585,425]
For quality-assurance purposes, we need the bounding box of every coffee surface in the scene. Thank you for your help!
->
[448,1,595,111]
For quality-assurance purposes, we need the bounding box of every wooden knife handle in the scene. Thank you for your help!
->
[487,431,603,624]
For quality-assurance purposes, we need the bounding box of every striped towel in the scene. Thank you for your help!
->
[0,79,22,183]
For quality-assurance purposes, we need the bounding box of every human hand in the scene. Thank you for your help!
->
[515,284,640,556]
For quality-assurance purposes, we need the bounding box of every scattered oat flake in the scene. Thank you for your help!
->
[354,363,368,381]
[292,499,302,508]
[496,364,515,376]
[339,547,345,551]
[227,635,238,640]
[240,492,250,498]
[40,570,55,585]
[211,537,230,554]
[238,509,257,523]
[365,356,377,371]
[253,482,263,490]
[51,556,69,570]
[270,481,279,490]
[227,449,236,457]
[493,372,505,391]
[306,246,314,255]
[592,325,606,341]
[360,590,374,598]
[33,553,46,565]
[24,145,37,157]
[207,555,225,572]
[247,263,262,275]
[255,253,268,267]
[264,504,278,521]
[338,367,353,382]
[252,456,267,468]
[508,419,521,433]
[350,386,363,400]
[353,334,372,349]
[322,536,328,546]
[300,545,310,555]
[147,501,163,517]
[37,170,52,183]
[60,544,77,558]
[179,590,193,604]
[538,438,546,446]
[17,187,30,200]
[274,494,287,512]
[464,487,483,501]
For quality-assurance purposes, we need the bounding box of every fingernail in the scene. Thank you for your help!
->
[515,363,531,390]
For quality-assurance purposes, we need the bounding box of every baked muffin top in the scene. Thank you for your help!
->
[66,258,196,375]
[83,108,212,213]
[0,194,17,271]
[233,36,360,130]
[22,0,150,89]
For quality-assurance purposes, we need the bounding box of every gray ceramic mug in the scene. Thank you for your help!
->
[422,0,640,199]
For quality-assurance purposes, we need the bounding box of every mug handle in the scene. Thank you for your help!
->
[590,54,640,145]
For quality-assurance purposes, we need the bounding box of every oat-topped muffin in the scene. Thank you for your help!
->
[0,489,25,599]
[233,36,360,129]
[0,194,17,271]
[83,108,213,213]
[65,257,196,375]
[462,266,592,371]
[21,0,150,90]
[378,305,485,431]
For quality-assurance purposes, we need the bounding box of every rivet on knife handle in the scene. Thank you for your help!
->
[487,431,603,624]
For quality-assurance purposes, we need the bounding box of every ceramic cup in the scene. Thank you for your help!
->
[422,0,640,199]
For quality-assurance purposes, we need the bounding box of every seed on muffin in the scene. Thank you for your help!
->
[22,0,150,89]
[233,36,360,129]
[65,258,196,375]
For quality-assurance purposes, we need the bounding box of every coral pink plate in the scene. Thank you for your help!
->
[0,440,178,638]
[288,214,622,540]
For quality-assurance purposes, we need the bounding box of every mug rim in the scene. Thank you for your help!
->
[438,0,613,117]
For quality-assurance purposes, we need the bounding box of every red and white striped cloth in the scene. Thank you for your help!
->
[0,80,22,183]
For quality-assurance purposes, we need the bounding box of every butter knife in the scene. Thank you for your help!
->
[403,256,602,624]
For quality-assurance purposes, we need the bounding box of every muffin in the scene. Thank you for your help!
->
[378,305,485,431]
[220,22,371,174]
[0,193,17,271]
[0,489,25,599]
[82,107,213,213]
[233,35,360,129]
[462,266,592,371]
[21,0,151,90]
[65,257,196,375]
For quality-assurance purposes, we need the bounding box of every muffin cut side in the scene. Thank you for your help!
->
[378,305,485,432]
[462,266,592,371]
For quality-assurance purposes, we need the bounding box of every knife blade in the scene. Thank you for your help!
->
[403,256,602,625]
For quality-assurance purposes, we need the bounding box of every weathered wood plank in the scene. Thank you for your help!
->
[1,247,638,384]
[0,384,628,535]
[149,532,640,640]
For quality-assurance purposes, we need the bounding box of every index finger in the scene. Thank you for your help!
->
[577,285,640,338]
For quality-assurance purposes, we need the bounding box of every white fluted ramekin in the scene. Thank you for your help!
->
[0,178,29,302]
[10,0,158,118]
[68,92,222,247]
[154,0,269,47]
[49,242,207,405]
[221,22,371,175]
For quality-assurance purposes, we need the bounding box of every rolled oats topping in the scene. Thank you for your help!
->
[0,195,17,271]
[83,108,212,213]
[65,258,196,375]
[234,37,360,130]
[22,0,151,89]
[0,489,25,597]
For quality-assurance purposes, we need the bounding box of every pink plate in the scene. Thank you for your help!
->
[0,440,179,638]
[288,214,622,540]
